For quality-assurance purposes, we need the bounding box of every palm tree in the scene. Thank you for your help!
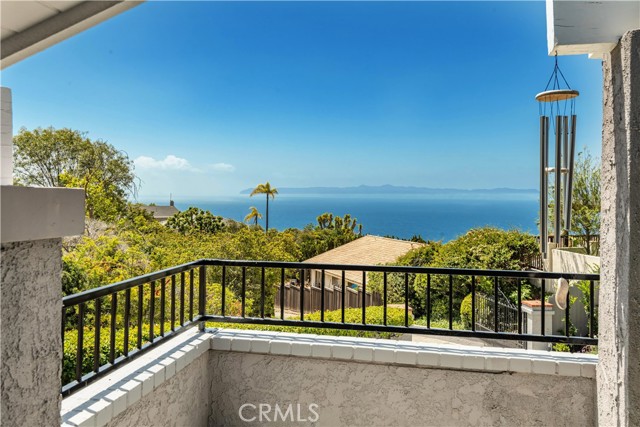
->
[244,206,262,227]
[250,182,278,231]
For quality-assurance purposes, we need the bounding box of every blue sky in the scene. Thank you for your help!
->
[2,1,603,200]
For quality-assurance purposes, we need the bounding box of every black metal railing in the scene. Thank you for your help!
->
[475,293,520,334]
[536,234,600,255]
[525,252,545,270]
[61,262,202,396]
[475,293,528,349]
[62,259,599,395]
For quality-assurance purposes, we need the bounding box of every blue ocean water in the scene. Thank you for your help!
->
[172,193,538,242]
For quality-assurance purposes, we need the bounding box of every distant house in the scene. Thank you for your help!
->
[139,201,180,224]
[303,235,424,290]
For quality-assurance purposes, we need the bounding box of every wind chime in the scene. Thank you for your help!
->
[536,57,578,256]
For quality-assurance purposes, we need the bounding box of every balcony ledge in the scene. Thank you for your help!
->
[61,327,597,427]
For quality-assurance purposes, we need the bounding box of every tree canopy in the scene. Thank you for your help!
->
[546,148,601,254]
[368,227,537,318]
[293,212,364,260]
[570,149,601,254]
[13,127,136,221]
[165,207,226,235]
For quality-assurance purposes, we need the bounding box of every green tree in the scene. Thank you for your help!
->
[293,213,364,260]
[546,148,601,254]
[316,213,334,229]
[371,228,537,320]
[368,241,441,318]
[422,227,537,320]
[13,127,136,221]
[570,150,601,255]
[244,206,263,227]
[250,182,278,231]
[321,213,362,249]
[165,207,225,235]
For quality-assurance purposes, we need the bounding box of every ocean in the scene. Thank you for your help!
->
[171,193,538,242]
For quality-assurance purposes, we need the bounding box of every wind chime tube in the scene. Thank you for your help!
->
[540,116,548,255]
[544,116,550,254]
[564,115,577,233]
[555,115,563,247]
[563,117,569,176]
[562,115,569,237]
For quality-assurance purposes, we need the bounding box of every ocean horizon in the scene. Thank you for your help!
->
[142,192,539,242]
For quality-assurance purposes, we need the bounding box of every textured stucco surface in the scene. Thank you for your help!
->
[1,238,63,426]
[105,352,210,427]
[599,29,640,426]
[209,351,596,427]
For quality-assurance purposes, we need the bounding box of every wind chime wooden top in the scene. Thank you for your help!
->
[535,89,579,103]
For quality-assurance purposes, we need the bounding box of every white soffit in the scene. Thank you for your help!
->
[547,0,640,59]
[1,1,144,69]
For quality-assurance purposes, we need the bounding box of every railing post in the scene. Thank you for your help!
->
[299,269,305,321]
[198,265,206,331]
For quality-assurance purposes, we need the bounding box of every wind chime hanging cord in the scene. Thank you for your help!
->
[538,55,576,131]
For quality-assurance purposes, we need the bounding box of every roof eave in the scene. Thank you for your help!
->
[1,1,144,70]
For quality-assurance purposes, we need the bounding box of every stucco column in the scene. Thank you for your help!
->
[1,238,64,425]
[598,29,640,426]
[1,187,85,425]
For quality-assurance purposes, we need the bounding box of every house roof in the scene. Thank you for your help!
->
[139,205,180,220]
[303,235,424,285]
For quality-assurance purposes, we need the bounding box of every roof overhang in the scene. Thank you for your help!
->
[546,0,640,59]
[1,1,144,70]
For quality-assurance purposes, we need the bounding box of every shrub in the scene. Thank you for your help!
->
[412,317,464,330]
[205,283,249,317]
[552,343,571,352]
[209,306,413,339]
[460,294,473,329]
[63,324,157,386]
[307,305,410,326]
[63,305,413,386]
[574,265,600,338]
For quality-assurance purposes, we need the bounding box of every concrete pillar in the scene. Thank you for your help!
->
[0,186,85,425]
[0,87,12,185]
[598,29,640,426]
[521,300,554,351]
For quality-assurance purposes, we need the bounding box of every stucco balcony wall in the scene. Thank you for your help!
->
[62,328,597,427]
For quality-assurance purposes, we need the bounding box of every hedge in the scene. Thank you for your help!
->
[208,305,413,338]
[63,306,413,385]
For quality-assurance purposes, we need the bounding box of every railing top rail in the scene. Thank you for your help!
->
[62,261,200,307]
[197,259,600,281]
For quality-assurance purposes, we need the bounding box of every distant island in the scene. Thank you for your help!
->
[240,184,537,195]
